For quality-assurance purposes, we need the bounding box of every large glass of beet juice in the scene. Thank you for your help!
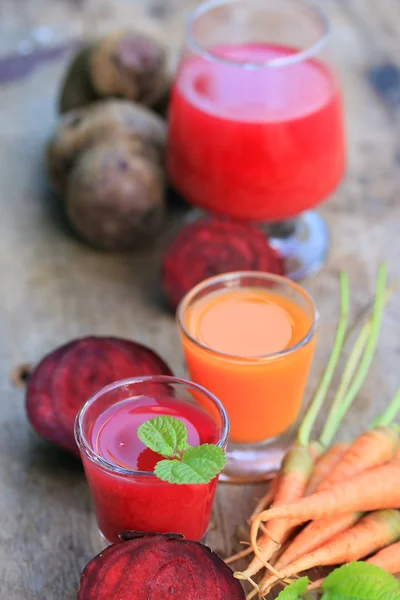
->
[167,0,345,279]
[178,272,318,482]
[75,376,228,544]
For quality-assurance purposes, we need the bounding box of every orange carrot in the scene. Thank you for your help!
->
[316,388,400,493]
[270,391,400,580]
[256,424,400,590]
[247,460,400,544]
[264,511,363,580]
[316,425,399,491]
[304,441,349,496]
[366,539,400,573]
[308,540,400,591]
[258,509,400,595]
[240,445,314,578]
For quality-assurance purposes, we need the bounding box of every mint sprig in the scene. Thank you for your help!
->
[321,562,400,600]
[137,415,226,484]
[277,577,310,600]
[137,415,189,458]
[276,563,400,600]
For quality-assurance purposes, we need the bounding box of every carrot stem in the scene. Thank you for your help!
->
[371,388,400,428]
[297,272,350,447]
[342,279,399,345]
[319,263,388,447]
[318,323,370,446]
[321,281,396,445]
[332,263,388,428]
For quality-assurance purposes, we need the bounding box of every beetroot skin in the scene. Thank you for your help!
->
[161,218,285,310]
[26,336,172,455]
[77,533,245,599]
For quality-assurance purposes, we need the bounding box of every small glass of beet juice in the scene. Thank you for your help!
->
[75,376,229,544]
[167,0,345,279]
[178,272,318,482]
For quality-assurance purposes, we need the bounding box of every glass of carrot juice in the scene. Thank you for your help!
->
[75,375,229,544]
[178,272,318,482]
[167,0,345,279]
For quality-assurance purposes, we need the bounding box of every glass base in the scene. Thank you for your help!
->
[265,211,329,281]
[220,425,295,483]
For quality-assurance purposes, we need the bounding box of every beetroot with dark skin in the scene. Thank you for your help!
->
[26,336,173,455]
[65,137,166,251]
[46,99,166,193]
[89,32,170,108]
[58,32,170,114]
[77,533,245,600]
[162,217,285,310]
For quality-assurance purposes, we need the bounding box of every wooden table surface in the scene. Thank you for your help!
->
[1,0,400,597]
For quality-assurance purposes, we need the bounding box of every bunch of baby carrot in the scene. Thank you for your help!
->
[227,264,400,599]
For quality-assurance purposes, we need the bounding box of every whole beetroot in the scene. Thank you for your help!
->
[66,137,165,250]
[59,31,170,114]
[89,32,170,107]
[26,336,173,455]
[46,99,166,192]
[45,100,167,250]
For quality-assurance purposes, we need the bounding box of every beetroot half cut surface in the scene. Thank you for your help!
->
[26,336,173,455]
[77,534,245,599]
[161,217,285,310]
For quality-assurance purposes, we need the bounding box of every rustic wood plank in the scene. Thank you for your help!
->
[0,0,400,597]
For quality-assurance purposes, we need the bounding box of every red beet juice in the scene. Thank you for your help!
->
[167,43,345,221]
[79,393,222,544]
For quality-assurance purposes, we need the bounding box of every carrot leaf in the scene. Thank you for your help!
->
[321,562,400,600]
[276,577,310,600]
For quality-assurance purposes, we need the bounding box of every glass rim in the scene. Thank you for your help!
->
[177,271,319,361]
[185,0,330,69]
[74,374,230,478]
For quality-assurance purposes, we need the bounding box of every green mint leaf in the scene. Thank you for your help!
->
[321,562,400,600]
[182,444,226,472]
[137,416,188,458]
[276,577,310,600]
[154,444,226,484]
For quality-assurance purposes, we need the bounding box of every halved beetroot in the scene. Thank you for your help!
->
[77,533,245,599]
[26,336,173,455]
[161,217,285,310]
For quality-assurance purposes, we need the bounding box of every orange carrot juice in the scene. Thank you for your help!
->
[178,273,317,444]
